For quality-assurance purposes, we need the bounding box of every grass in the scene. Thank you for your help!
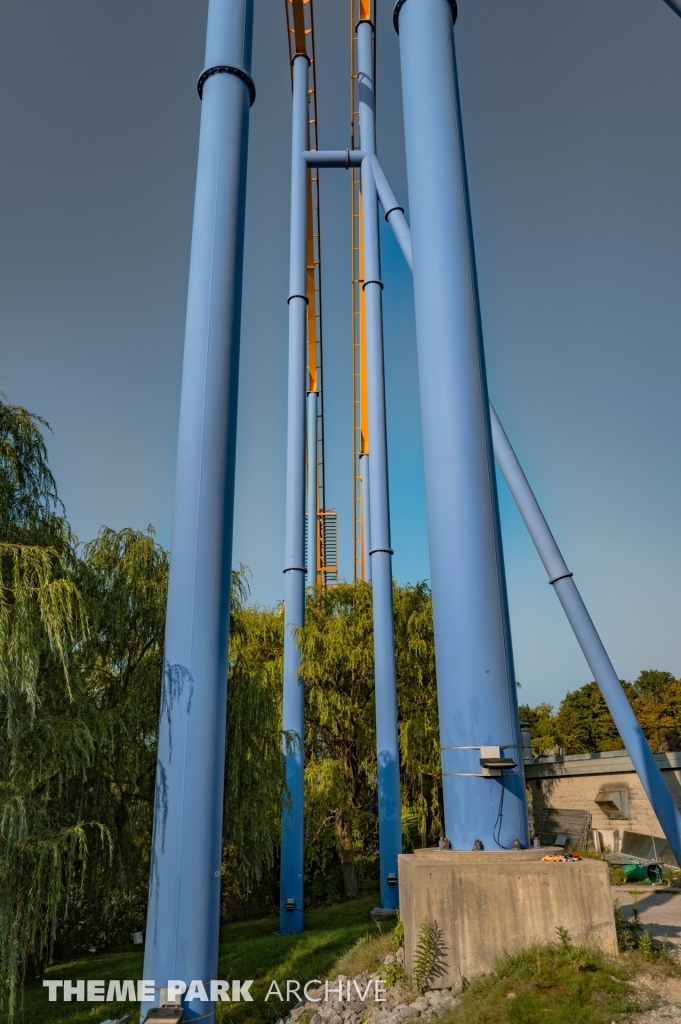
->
[435,940,664,1024]
[331,929,396,979]
[2,896,395,1024]
[213,897,395,1023]
[5,896,679,1024]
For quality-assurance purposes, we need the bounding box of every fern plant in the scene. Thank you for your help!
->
[412,917,446,994]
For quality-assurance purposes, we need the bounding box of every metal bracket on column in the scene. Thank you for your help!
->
[197,65,256,105]
[393,0,457,33]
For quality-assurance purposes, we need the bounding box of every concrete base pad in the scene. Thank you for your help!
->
[370,906,400,921]
[399,848,618,990]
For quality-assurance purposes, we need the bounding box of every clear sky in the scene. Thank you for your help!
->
[1,0,680,709]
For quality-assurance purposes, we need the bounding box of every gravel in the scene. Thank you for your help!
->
[276,948,461,1024]
[630,1008,681,1023]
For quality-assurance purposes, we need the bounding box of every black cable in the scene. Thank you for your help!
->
[492,771,510,850]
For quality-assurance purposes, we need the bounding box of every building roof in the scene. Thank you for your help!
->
[525,748,681,779]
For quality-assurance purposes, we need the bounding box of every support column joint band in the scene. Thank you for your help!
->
[549,571,573,585]
[393,0,457,33]
[197,65,256,105]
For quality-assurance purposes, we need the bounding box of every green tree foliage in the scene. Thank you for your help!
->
[554,681,625,754]
[299,581,442,897]
[393,582,442,846]
[299,583,378,896]
[222,599,287,917]
[0,397,287,1016]
[0,399,94,1014]
[0,522,169,1013]
[630,672,681,752]
[518,702,559,757]
[0,399,82,720]
[0,396,67,547]
[67,527,171,947]
[520,671,681,756]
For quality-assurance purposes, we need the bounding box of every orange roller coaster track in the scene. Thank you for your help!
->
[285,0,338,587]
[351,0,373,582]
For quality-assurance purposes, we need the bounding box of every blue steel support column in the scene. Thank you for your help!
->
[371,156,412,268]
[307,389,318,577]
[358,17,402,907]
[361,453,372,582]
[372,153,681,862]
[141,0,254,1019]
[280,52,310,936]
[394,0,528,850]
[662,0,681,18]
[489,405,681,865]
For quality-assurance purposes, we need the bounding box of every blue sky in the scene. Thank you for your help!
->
[1,0,680,708]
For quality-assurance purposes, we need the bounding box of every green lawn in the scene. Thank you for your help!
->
[4,895,391,1024]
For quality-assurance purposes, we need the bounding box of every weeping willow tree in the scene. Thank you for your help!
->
[66,526,171,949]
[299,583,378,896]
[1,519,177,1005]
[392,581,443,846]
[299,581,441,897]
[0,398,92,1015]
[0,395,445,1006]
[222,598,288,918]
[0,396,288,1016]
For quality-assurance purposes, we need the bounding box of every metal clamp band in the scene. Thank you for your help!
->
[369,547,394,556]
[283,566,306,573]
[384,205,404,221]
[287,294,310,305]
[441,744,521,750]
[393,0,457,33]
[197,65,256,106]
[362,279,384,290]
[549,571,573,585]
[442,770,524,778]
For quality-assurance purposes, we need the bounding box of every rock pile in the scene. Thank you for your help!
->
[277,949,460,1024]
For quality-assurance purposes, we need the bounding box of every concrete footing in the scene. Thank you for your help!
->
[370,906,400,922]
[398,848,618,990]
